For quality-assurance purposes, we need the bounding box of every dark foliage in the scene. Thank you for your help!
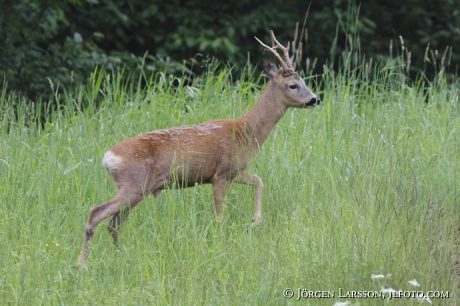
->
[1,0,459,101]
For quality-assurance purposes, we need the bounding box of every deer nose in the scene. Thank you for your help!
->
[304,96,321,107]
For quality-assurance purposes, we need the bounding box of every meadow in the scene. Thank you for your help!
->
[1,52,459,305]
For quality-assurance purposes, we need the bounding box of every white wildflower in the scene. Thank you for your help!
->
[417,296,432,304]
[332,301,351,306]
[381,287,401,295]
[371,274,385,280]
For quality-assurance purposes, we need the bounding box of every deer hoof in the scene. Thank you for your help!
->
[251,217,261,226]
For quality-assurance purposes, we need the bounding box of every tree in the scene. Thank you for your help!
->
[1,0,459,101]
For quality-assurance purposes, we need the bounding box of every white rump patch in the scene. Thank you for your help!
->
[103,150,123,171]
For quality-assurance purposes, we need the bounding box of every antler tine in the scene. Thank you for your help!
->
[254,35,289,71]
[270,30,293,70]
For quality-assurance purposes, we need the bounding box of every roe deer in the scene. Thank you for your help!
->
[78,30,321,266]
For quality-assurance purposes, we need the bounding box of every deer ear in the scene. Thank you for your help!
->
[261,53,278,78]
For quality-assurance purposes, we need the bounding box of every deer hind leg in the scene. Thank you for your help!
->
[107,189,162,247]
[234,172,264,225]
[153,189,162,199]
[78,190,144,267]
[107,208,131,247]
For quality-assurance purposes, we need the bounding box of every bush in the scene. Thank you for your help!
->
[1,0,459,102]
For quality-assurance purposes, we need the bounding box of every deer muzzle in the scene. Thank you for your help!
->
[304,96,322,108]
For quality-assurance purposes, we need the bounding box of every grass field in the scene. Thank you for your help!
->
[1,54,459,305]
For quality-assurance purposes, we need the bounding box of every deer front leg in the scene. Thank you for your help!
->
[212,179,232,221]
[234,172,264,225]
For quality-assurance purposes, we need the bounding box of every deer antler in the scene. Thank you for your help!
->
[255,30,293,71]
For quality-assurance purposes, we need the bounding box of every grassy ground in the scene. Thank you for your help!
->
[1,58,459,305]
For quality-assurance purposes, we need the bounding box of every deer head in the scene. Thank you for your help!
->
[255,30,321,109]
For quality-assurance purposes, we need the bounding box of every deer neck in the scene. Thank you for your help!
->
[239,80,287,147]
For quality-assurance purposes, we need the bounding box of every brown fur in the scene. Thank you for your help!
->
[78,40,321,267]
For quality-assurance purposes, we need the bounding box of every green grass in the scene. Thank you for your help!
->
[1,58,459,305]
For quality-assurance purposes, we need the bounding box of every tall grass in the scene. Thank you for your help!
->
[1,38,459,305]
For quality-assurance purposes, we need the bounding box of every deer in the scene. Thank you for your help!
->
[78,30,321,266]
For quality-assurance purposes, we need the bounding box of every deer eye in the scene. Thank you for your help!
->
[289,84,298,90]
